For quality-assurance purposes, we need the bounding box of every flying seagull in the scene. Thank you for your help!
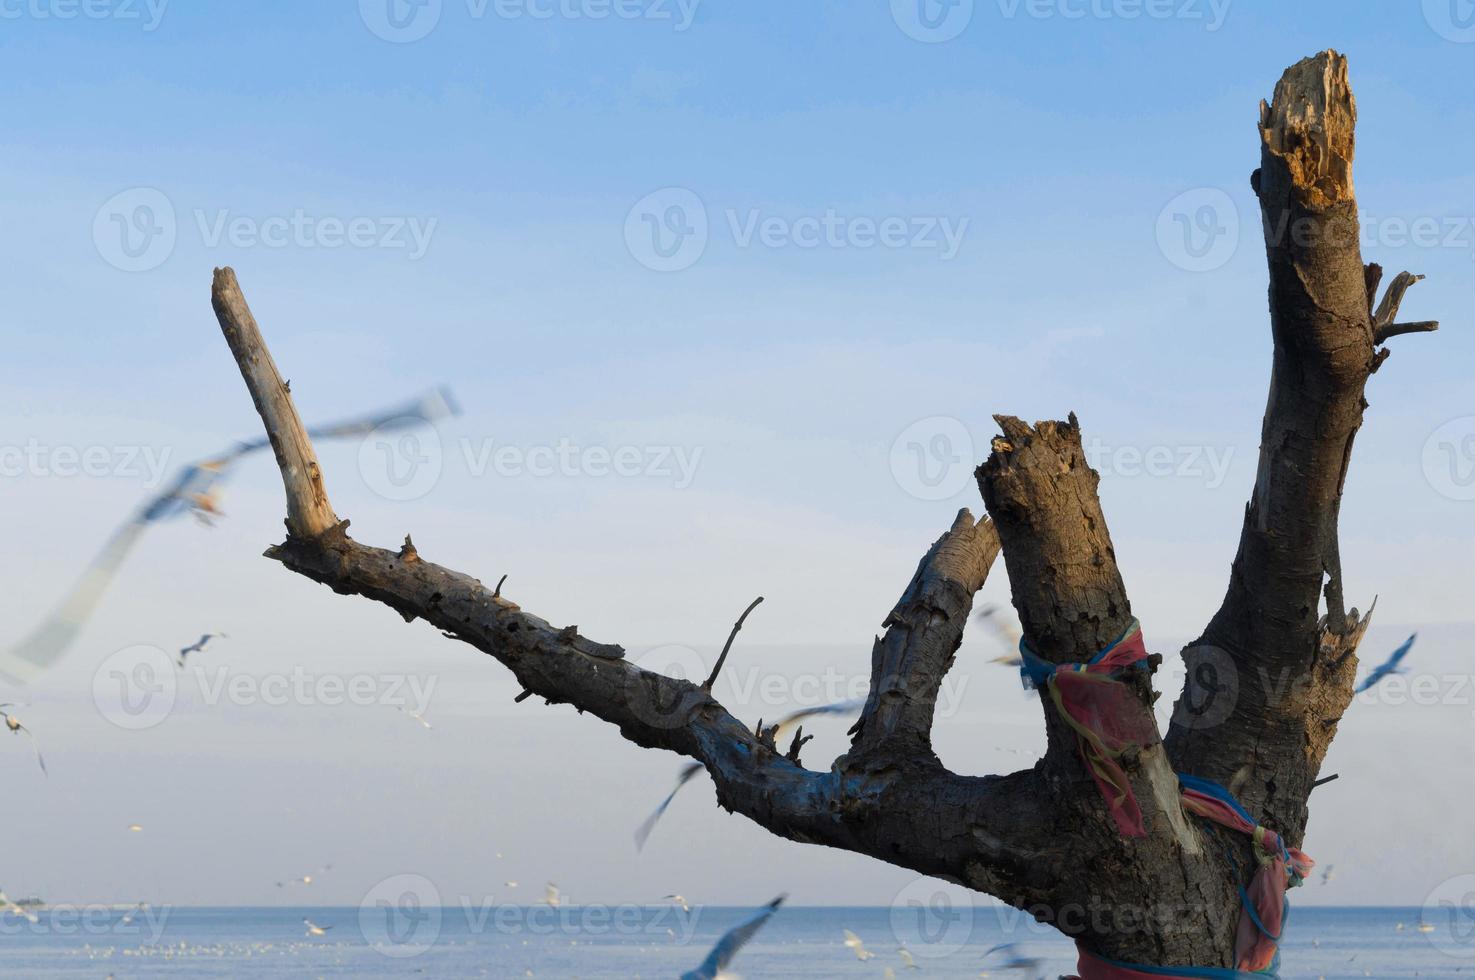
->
[0,890,39,924]
[177,633,226,667]
[771,697,866,742]
[0,704,46,775]
[396,706,432,730]
[0,387,460,685]
[634,761,704,851]
[1355,633,1416,694]
[664,894,691,913]
[543,883,561,907]
[976,604,1024,669]
[303,918,332,937]
[983,942,1045,977]
[843,928,874,960]
[679,894,785,980]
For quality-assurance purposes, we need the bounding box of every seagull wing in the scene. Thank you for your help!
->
[634,762,703,851]
[305,387,461,439]
[19,725,46,776]
[772,698,866,741]
[683,894,785,980]
[1385,633,1416,670]
[0,520,149,684]
[0,391,458,684]
[1355,634,1417,694]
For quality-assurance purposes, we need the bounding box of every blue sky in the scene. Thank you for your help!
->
[1,0,1473,914]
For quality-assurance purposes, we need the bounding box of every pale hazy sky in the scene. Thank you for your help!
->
[1,0,1473,917]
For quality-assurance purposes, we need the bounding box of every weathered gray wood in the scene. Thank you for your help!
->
[846,507,999,764]
[210,268,339,539]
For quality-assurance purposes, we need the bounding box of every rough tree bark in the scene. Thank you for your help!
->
[210,50,1434,971]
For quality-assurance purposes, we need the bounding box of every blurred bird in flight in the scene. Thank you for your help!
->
[680,894,784,980]
[0,704,46,775]
[0,388,459,685]
[1355,633,1416,694]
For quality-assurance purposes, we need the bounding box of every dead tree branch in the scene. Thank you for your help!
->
[846,508,999,765]
[1166,51,1439,840]
[210,266,1058,910]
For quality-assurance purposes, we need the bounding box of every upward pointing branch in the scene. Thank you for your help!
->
[211,267,339,539]
[1168,51,1438,837]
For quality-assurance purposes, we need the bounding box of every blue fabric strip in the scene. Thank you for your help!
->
[1088,950,1280,978]
[1017,617,1143,689]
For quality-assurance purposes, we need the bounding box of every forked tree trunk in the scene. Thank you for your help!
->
[209,50,1435,971]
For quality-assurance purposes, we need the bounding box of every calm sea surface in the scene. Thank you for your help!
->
[0,905,1466,977]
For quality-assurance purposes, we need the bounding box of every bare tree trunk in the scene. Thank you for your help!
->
[208,49,1435,973]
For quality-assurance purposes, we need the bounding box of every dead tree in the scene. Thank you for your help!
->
[210,50,1435,970]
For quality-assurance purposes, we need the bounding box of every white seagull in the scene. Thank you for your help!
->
[303,917,331,937]
[0,705,46,775]
[843,928,874,960]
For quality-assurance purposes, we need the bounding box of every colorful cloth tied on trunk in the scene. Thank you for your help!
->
[1018,618,1158,837]
[1016,621,1311,977]
[1178,775,1312,972]
[1071,945,1279,979]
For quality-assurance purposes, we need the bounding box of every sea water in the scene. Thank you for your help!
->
[0,905,1464,977]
